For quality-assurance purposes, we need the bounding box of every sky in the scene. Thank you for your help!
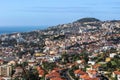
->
[0,0,120,27]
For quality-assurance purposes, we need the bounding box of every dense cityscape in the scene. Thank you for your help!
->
[0,18,120,80]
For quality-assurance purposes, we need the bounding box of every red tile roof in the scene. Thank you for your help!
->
[74,69,86,75]
[50,77,64,80]
[80,74,90,79]
[53,67,62,71]
[93,64,101,69]
[87,70,97,75]
[86,78,99,80]
[0,59,4,63]
[46,71,61,78]
[0,77,3,80]
[114,71,120,75]
[38,70,44,76]
[37,66,44,77]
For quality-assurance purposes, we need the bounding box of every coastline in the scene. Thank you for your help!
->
[0,26,48,35]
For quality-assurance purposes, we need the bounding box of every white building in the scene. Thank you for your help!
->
[0,65,12,77]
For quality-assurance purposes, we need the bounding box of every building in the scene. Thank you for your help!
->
[74,69,86,77]
[0,65,12,77]
[113,71,120,80]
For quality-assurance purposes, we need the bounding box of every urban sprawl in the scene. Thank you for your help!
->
[0,18,120,80]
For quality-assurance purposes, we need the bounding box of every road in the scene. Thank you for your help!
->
[61,69,74,80]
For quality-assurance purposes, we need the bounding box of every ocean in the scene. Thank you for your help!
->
[0,26,48,35]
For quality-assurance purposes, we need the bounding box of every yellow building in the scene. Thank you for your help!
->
[34,53,45,57]
[105,57,111,62]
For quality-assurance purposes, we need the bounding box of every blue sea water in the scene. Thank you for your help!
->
[0,26,48,35]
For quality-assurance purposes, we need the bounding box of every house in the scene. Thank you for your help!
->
[8,60,16,66]
[92,64,101,71]
[76,60,85,64]
[112,71,120,80]
[45,70,61,80]
[18,59,23,64]
[37,66,44,77]
[50,77,64,80]
[48,55,61,62]
[88,61,95,65]
[34,53,45,57]
[80,74,91,80]
[74,69,86,77]
[12,66,23,78]
[76,60,85,69]
[78,64,85,69]
[87,70,97,78]
[109,53,117,58]
[14,66,23,74]
[0,59,4,65]
[0,77,3,80]
[53,67,62,73]
[80,74,99,80]
[86,78,99,80]
[49,51,57,55]
[1,77,11,80]
[28,59,37,67]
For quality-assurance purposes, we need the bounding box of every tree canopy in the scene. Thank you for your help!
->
[76,17,100,23]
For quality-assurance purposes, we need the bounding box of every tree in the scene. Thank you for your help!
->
[27,70,39,80]
[76,17,100,23]
[42,62,57,71]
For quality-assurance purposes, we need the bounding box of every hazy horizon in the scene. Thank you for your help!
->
[0,0,120,27]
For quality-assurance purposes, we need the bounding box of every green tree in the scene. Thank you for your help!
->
[42,62,57,71]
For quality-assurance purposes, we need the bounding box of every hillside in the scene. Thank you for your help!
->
[45,18,120,35]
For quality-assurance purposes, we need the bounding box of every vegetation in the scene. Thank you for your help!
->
[76,17,100,23]
[27,69,40,80]
[69,66,79,80]
[61,52,89,64]
[42,62,57,71]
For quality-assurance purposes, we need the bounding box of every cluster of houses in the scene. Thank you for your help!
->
[0,19,119,80]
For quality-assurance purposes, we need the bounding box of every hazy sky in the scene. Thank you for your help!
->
[0,0,120,26]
